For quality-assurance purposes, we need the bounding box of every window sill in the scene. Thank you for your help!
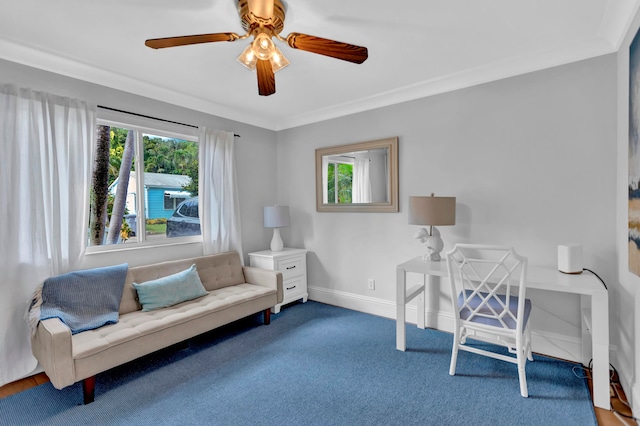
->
[85,236,203,256]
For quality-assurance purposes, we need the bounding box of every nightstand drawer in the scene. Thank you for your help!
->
[276,257,304,279]
[283,278,304,299]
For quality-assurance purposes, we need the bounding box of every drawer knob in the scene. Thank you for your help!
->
[286,285,297,290]
[286,265,296,270]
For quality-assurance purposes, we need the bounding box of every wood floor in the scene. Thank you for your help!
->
[0,372,49,399]
[0,368,636,425]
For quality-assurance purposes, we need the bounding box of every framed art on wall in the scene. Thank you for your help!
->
[629,28,640,276]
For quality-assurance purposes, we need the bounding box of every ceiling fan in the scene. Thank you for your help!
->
[145,0,368,96]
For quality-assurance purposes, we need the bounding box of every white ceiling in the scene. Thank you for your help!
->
[0,0,637,131]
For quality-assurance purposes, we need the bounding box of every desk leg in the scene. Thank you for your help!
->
[396,267,406,351]
[426,275,440,329]
[580,295,593,366]
[417,274,426,330]
[590,292,610,410]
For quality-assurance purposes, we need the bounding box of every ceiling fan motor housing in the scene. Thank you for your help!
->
[237,0,286,35]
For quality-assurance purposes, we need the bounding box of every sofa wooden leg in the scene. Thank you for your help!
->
[83,376,96,404]
[264,308,271,325]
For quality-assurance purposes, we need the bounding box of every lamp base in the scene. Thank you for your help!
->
[414,226,444,262]
[270,228,284,252]
[422,252,441,262]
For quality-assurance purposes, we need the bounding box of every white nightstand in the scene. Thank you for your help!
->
[248,248,308,313]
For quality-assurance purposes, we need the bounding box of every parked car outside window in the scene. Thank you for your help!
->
[166,197,201,238]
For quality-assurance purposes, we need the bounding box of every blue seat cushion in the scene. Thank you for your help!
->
[458,290,531,330]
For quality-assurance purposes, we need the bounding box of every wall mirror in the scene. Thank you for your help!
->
[315,137,398,212]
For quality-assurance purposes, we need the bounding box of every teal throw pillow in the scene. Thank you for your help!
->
[133,264,208,312]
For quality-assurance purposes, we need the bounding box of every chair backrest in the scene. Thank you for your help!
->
[446,244,528,333]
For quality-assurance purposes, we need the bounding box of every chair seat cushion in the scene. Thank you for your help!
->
[458,290,531,330]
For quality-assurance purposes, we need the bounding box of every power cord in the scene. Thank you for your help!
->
[611,382,636,422]
[582,268,608,290]
[575,359,638,421]
[570,270,637,420]
[608,363,637,421]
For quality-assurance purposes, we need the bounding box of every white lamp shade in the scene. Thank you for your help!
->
[264,205,290,228]
[408,195,456,226]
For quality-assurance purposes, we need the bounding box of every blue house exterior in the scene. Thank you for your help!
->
[147,187,173,219]
[141,173,193,220]
[109,172,192,220]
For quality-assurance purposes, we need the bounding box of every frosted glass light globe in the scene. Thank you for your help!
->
[252,33,275,60]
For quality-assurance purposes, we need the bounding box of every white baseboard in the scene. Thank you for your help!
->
[530,330,582,363]
[308,285,585,363]
[308,285,451,327]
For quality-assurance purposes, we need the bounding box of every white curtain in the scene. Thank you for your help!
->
[0,84,96,386]
[198,128,243,259]
[352,157,372,203]
[322,156,329,203]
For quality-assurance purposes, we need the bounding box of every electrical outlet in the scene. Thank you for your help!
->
[368,279,375,290]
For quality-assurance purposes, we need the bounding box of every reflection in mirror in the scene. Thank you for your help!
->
[323,148,388,204]
[316,137,398,212]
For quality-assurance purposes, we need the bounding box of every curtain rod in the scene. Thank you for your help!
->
[97,105,240,137]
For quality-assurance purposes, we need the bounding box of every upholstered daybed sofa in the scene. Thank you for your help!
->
[30,251,283,403]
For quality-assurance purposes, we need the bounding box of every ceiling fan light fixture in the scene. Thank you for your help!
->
[269,45,289,73]
[236,43,257,70]
[146,0,368,96]
[252,32,275,60]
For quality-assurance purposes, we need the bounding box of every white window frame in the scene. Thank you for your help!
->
[326,155,354,204]
[86,111,201,253]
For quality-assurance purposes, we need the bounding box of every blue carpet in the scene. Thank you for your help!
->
[1,301,595,425]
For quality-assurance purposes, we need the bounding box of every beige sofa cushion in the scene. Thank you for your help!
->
[119,252,245,315]
[75,283,272,360]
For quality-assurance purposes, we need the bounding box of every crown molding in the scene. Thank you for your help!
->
[598,0,640,50]
[0,39,279,130]
[0,35,618,132]
[275,37,616,130]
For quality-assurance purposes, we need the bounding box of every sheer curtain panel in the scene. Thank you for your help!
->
[198,128,243,259]
[352,156,372,203]
[0,84,96,386]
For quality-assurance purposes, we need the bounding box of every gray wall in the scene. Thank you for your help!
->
[277,54,617,362]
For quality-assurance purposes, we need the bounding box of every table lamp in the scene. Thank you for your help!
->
[263,205,290,252]
[408,194,456,261]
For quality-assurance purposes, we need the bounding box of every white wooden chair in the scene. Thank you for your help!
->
[445,244,533,397]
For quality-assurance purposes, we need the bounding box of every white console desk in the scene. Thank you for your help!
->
[396,257,610,409]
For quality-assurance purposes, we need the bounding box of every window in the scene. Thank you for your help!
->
[88,120,199,248]
[163,192,188,210]
[326,158,353,204]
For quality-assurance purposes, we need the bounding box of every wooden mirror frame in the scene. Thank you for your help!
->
[315,137,398,212]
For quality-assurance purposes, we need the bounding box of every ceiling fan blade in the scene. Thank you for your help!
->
[145,33,239,49]
[286,32,368,64]
[256,59,276,96]
[247,0,274,20]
